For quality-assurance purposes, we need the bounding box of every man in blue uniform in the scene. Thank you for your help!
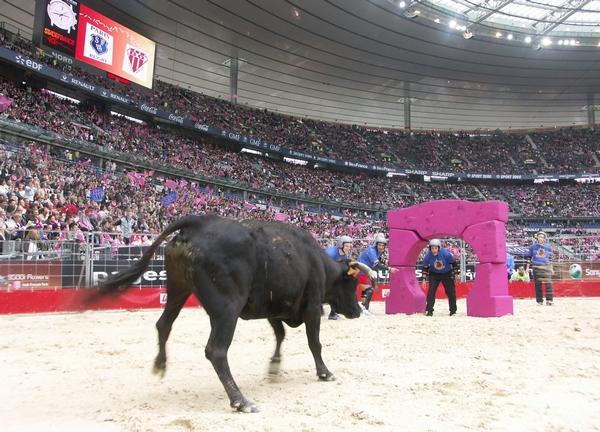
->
[506,252,515,280]
[526,231,554,305]
[422,239,459,316]
[358,233,393,315]
[324,235,353,320]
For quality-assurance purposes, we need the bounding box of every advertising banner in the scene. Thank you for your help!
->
[0,260,63,290]
[42,0,80,56]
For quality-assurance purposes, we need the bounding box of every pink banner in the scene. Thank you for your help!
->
[274,212,288,221]
[0,95,13,113]
[164,179,178,190]
[127,171,146,187]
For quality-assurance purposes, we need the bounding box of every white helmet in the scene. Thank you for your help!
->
[429,239,442,248]
[338,235,353,248]
[373,233,387,245]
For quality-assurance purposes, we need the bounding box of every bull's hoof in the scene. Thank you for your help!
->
[231,399,259,413]
[318,372,336,381]
[268,358,281,375]
[152,361,166,378]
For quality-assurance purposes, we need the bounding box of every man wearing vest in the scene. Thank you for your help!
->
[422,239,459,317]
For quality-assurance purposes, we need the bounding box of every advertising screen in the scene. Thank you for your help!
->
[75,4,155,88]
[38,0,156,89]
[42,0,79,56]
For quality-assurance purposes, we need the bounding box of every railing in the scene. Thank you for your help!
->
[1,232,598,291]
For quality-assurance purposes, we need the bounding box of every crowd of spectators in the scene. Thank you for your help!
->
[2,140,598,264]
[1,29,599,267]
[1,77,599,222]
[1,29,599,176]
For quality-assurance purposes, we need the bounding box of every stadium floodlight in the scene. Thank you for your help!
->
[507,34,513,40]
[399,1,406,7]
[434,18,440,23]
[463,30,473,39]
[541,37,552,46]
[524,36,532,43]
[449,20,457,29]
[495,31,502,38]
[558,40,564,45]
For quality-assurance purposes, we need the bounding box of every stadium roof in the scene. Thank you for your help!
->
[392,0,600,44]
[2,0,600,130]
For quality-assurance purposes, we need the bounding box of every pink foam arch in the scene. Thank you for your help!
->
[386,200,513,318]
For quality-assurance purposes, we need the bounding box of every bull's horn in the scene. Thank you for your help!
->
[349,261,373,276]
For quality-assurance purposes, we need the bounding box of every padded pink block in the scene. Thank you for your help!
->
[469,262,510,297]
[385,267,426,315]
[462,220,506,264]
[387,200,508,239]
[386,199,513,318]
[388,229,428,266]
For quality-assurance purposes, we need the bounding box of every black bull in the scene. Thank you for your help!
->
[93,215,373,413]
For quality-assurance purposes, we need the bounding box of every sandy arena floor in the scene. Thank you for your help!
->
[1,298,599,432]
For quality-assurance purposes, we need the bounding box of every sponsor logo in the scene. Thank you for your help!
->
[109,92,129,103]
[93,269,167,286]
[140,103,158,115]
[43,28,76,49]
[71,78,95,91]
[168,113,184,124]
[194,123,209,132]
[61,73,69,81]
[14,55,43,71]
[101,90,108,97]
[160,293,168,305]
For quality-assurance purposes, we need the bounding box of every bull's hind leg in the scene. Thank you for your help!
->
[153,282,190,377]
[267,319,285,375]
[205,313,258,413]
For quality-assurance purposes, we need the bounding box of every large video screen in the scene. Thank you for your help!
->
[39,0,156,89]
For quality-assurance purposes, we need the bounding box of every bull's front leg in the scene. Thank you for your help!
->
[303,307,335,381]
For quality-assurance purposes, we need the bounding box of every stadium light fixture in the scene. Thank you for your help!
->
[434,18,440,23]
[399,1,406,7]
[449,20,457,29]
[541,37,552,46]
[524,36,532,43]
[495,31,502,38]
[463,30,473,39]
[507,34,513,40]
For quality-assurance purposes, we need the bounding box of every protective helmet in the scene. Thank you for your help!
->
[429,239,442,248]
[373,233,387,245]
[338,235,353,248]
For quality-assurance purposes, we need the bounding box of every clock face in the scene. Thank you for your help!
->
[47,0,77,33]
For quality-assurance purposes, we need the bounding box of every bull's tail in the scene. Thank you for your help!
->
[92,215,202,299]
